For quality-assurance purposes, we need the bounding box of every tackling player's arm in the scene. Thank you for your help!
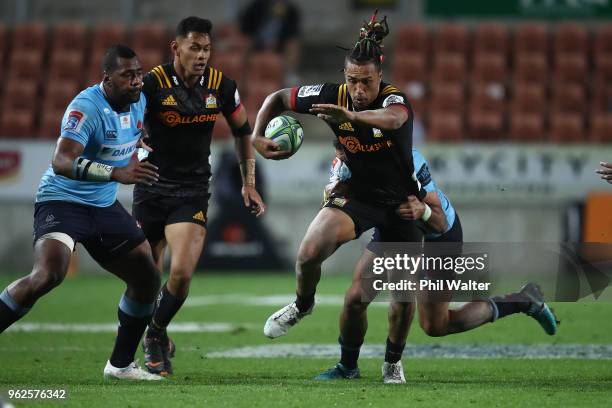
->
[396,193,447,233]
[395,149,447,232]
[251,88,294,160]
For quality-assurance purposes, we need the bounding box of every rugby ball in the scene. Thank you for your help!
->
[264,115,304,158]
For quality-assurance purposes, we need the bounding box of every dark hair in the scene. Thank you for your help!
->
[102,44,137,73]
[345,10,389,71]
[176,16,213,38]
[333,138,342,150]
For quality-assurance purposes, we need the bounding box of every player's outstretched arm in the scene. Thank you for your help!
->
[396,193,448,233]
[52,137,159,185]
[309,104,408,130]
[252,88,294,160]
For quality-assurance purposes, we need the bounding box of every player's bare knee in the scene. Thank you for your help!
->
[296,241,326,270]
[168,266,194,293]
[419,318,448,337]
[28,267,65,295]
[344,288,367,314]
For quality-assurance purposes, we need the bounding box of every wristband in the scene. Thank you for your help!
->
[73,157,114,182]
[239,158,256,187]
[232,120,253,138]
[421,203,432,222]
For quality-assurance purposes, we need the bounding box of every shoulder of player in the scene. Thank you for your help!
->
[295,83,341,102]
[146,63,174,89]
[204,65,234,92]
[377,83,410,110]
[67,87,105,118]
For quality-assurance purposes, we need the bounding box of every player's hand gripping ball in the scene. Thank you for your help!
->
[264,115,304,158]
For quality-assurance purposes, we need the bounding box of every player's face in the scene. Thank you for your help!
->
[344,61,382,111]
[105,57,144,105]
[174,32,211,77]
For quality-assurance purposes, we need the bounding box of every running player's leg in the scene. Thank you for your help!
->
[264,207,357,339]
[417,297,492,337]
[417,217,493,336]
[86,202,161,378]
[150,239,167,273]
[142,196,208,375]
[96,240,162,380]
[0,238,72,332]
[147,223,204,334]
[0,202,84,333]
[317,247,385,380]
[143,222,205,374]
[376,218,423,383]
[295,207,356,308]
[417,217,557,336]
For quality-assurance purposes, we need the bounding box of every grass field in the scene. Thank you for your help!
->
[1,273,611,407]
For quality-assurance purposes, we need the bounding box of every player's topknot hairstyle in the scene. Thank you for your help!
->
[102,44,137,73]
[176,16,213,38]
[345,9,389,71]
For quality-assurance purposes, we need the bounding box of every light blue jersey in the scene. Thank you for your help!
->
[329,148,456,239]
[411,148,456,239]
[36,84,146,207]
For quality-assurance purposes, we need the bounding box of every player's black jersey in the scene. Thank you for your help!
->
[292,82,425,207]
[137,63,242,197]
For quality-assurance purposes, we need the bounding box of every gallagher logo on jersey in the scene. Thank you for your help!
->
[64,110,86,132]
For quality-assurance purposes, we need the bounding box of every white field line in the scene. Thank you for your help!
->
[1,339,611,360]
[205,343,612,360]
[184,294,468,308]
[6,322,256,333]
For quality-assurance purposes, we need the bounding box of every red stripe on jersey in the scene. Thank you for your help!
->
[290,87,298,111]
[230,103,243,119]
[386,103,410,113]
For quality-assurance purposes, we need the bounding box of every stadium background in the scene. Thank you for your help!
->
[0,1,611,406]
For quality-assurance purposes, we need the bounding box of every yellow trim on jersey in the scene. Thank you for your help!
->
[150,69,164,88]
[381,85,399,95]
[337,84,348,108]
[208,67,218,90]
[214,71,223,90]
[157,66,172,88]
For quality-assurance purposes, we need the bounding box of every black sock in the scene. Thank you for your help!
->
[488,296,525,321]
[0,299,20,333]
[295,292,315,313]
[149,284,186,333]
[339,336,362,370]
[0,288,29,333]
[109,294,154,368]
[384,337,405,364]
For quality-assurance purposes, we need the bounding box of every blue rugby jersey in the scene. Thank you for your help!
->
[36,84,146,207]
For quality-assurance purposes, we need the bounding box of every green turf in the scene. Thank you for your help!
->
[1,273,611,407]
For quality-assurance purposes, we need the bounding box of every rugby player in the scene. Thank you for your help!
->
[252,12,428,339]
[0,45,163,380]
[133,16,265,376]
[318,142,558,383]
